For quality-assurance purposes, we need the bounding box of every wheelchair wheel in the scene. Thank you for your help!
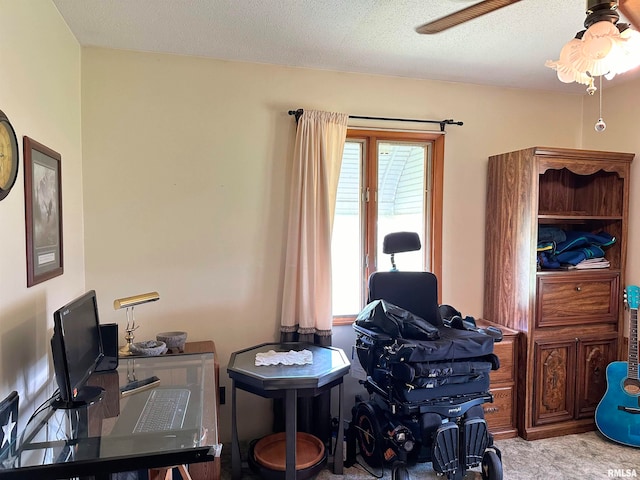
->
[354,402,385,468]
[481,449,503,480]
[391,461,410,480]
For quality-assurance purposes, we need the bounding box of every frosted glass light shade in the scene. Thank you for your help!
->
[546,21,640,88]
[582,21,617,60]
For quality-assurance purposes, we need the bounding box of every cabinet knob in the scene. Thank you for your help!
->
[576,286,582,292]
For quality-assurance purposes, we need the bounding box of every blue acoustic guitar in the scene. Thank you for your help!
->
[595,285,640,447]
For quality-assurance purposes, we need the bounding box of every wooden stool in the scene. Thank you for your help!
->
[150,465,192,480]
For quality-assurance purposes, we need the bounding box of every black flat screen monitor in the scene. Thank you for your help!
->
[51,290,105,409]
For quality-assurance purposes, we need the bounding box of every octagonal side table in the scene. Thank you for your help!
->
[227,342,350,480]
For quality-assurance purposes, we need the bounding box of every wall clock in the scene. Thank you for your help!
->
[0,109,19,201]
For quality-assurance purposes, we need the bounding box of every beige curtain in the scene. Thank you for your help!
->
[280,110,349,339]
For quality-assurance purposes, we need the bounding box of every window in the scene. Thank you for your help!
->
[332,129,443,325]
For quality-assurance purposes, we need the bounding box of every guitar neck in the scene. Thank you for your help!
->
[629,307,638,380]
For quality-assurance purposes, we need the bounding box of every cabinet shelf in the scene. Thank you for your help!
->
[538,214,623,222]
[537,268,622,276]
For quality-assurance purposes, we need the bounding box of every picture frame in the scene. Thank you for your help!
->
[24,136,63,287]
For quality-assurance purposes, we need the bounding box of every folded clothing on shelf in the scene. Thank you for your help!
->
[537,229,615,269]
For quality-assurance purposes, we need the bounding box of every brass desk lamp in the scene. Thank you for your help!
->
[113,291,159,356]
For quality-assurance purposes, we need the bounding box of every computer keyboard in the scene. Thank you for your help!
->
[132,388,191,433]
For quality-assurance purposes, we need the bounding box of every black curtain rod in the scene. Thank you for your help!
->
[287,109,463,132]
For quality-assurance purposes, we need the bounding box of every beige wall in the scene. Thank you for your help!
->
[2,0,637,446]
[0,0,83,414]
[80,47,586,441]
[581,80,640,289]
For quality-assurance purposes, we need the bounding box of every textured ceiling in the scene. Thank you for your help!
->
[52,0,640,93]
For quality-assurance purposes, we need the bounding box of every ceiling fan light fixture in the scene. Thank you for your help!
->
[582,21,617,59]
[609,26,640,73]
[546,2,640,92]
[545,58,591,85]
[545,1,640,132]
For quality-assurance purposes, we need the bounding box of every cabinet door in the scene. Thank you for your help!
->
[533,339,576,426]
[575,335,618,418]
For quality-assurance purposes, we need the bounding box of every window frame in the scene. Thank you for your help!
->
[333,129,444,326]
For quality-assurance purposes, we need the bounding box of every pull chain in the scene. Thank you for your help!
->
[595,75,606,132]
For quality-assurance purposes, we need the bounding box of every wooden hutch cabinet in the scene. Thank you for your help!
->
[483,146,633,440]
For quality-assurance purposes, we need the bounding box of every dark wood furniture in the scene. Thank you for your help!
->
[483,146,633,440]
[476,319,519,439]
[227,343,350,480]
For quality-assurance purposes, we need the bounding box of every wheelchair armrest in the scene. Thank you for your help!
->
[483,326,503,342]
[353,323,394,343]
[444,319,504,342]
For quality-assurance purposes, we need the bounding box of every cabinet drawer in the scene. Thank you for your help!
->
[491,339,514,383]
[483,386,513,430]
[536,273,619,327]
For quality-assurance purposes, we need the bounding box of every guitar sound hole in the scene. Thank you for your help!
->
[623,378,640,395]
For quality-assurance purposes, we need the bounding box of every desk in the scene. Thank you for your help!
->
[227,343,350,480]
[0,351,220,480]
[150,341,221,480]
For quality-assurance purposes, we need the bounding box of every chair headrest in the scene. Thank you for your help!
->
[382,232,421,254]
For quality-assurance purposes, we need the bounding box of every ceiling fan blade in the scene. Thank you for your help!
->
[416,0,522,34]
[619,0,640,30]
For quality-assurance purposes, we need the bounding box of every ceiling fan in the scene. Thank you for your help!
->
[415,0,640,35]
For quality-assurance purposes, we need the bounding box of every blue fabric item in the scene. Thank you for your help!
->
[583,231,616,247]
[555,230,615,253]
[555,245,605,266]
[538,227,566,243]
[538,252,561,269]
[537,241,555,252]
[537,229,614,269]
[555,234,589,254]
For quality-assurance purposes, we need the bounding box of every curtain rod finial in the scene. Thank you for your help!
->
[288,109,304,123]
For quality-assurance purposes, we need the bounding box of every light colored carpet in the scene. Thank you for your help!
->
[221,431,640,480]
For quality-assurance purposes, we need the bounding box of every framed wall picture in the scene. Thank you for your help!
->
[24,136,63,287]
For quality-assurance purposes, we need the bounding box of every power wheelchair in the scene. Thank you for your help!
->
[349,232,503,480]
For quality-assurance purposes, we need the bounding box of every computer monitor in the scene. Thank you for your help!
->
[51,290,105,409]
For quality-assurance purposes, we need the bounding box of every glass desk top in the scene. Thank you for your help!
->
[0,353,220,480]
